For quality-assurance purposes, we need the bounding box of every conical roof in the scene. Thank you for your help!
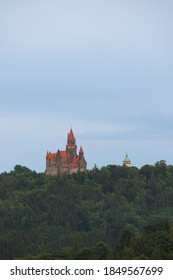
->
[123,153,131,163]
[68,128,75,140]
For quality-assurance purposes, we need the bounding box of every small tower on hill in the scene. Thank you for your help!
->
[123,153,131,167]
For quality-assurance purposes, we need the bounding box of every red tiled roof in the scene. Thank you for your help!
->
[79,146,83,153]
[46,152,56,159]
[60,151,69,159]
[68,128,75,141]
[70,155,79,166]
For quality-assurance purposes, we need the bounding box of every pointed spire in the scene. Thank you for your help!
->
[68,128,75,140]
[124,153,130,162]
[79,146,83,154]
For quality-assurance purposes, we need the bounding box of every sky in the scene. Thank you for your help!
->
[0,0,173,172]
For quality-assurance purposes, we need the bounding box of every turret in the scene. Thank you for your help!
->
[66,128,77,158]
[79,146,84,156]
[123,153,131,167]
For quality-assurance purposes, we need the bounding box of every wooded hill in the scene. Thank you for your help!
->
[0,161,173,259]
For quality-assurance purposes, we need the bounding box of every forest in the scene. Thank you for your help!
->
[0,160,173,259]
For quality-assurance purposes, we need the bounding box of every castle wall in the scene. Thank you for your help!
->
[45,159,58,175]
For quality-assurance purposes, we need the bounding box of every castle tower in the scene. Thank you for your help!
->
[79,146,84,156]
[66,128,77,159]
[123,153,131,167]
[79,146,87,171]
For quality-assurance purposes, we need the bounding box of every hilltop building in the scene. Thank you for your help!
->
[123,153,131,167]
[45,129,87,176]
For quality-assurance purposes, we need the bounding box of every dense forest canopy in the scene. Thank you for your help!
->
[0,161,173,259]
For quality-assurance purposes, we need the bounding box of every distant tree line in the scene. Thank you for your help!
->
[0,161,173,259]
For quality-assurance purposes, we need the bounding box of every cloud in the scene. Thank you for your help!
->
[131,113,173,138]
[0,0,173,172]
[1,0,173,60]
[0,110,173,172]
[0,111,135,139]
[0,111,135,172]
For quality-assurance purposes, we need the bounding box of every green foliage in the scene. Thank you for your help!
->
[0,162,173,259]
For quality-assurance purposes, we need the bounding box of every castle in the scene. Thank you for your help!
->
[45,129,87,176]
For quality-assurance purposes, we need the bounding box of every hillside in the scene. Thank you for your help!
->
[0,161,173,259]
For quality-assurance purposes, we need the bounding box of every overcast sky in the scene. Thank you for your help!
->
[0,0,173,172]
